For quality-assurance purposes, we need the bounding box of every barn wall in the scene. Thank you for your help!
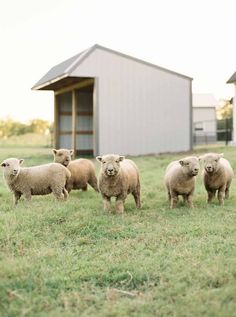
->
[71,48,192,155]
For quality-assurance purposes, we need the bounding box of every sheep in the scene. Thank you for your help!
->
[52,149,98,193]
[1,158,71,205]
[164,156,200,208]
[96,154,141,214]
[199,153,234,205]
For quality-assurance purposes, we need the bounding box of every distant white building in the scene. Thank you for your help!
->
[193,94,218,145]
[227,72,236,143]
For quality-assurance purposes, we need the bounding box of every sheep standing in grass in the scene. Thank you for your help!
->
[164,156,200,208]
[200,153,234,205]
[1,158,71,205]
[96,154,141,214]
[52,149,98,193]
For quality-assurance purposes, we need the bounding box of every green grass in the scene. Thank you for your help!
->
[0,142,236,317]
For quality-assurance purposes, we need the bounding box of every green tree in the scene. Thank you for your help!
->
[216,99,233,120]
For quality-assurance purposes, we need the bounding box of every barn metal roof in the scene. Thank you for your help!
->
[227,71,236,83]
[32,44,192,90]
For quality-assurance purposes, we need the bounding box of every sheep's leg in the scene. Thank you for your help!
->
[66,180,73,193]
[82,185,88,191]
[63,188,69,200]
[23,190,32,202]
[168,190,171,203]
[102,195,112,213]
[132,191,141,208]
[13,191,21,205]
[186,193,194,208]
[170,191,178,208]
[132,181,141,208]
[88,175,99,192]
[225,187,230,199]
[207,189,216,203]
[52,186,64,200]
[115,199,124,214]
[218,186,226,206]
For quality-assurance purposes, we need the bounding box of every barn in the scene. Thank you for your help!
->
[32,44,193,156]
[227,72,236,144]
[193,94,218,145]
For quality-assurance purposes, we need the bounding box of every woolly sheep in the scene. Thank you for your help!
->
[52,149,98,193]
[96,154,141,214]
[164,156,200,208]
[199,153,234,205]
[1,158,71,205]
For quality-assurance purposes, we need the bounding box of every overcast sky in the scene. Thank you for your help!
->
[0,0,235,122]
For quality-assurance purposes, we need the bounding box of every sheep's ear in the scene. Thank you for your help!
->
[70,149,74,156]
[119,156,125,162]
[96,156,102,162]
[179,160,184,166]
[19,159,24,165]
[198,156,202,161]
[0,162,6,167]
[219,153,224,159]
[52,149,57,155]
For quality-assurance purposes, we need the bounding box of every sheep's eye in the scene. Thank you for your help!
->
[115,160,120,163]
[215,159,218,162]
[6,163,10,167]
[102,161,106,164]
[58,153,63,156]
[185,162,190,166]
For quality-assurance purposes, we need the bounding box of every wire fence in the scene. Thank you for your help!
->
[193,118,232,146]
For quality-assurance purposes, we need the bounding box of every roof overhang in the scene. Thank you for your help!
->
[226,72,236,84]
[31,76,93,91]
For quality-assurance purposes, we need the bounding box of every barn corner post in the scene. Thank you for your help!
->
[72,90,77,158]
[233,84,236,143]
[93,77,99,157]
[54,94,59,149]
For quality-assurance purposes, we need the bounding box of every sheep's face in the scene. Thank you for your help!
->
[200,153,223,173]
[96,154,125,176]
[179,157,199,176]
[0,158,24,177]
[52,149,73,166]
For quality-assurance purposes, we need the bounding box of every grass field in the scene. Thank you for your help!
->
[0,139,236,317]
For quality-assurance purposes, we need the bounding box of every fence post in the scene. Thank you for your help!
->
[225,118,229,146]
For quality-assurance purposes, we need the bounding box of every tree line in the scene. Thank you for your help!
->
[0,118,52,138]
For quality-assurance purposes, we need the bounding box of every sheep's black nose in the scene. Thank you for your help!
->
[108,168,113,172]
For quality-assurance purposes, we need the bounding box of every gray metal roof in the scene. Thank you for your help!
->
[227,72,236,83]
[32,44,192,90]
[32,47,93,89]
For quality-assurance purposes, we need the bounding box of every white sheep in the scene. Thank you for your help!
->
[1,158,71,205]
[52,149,98,193]
[199,153,234,205]
[96,154,141,214]
[164,156,200,208]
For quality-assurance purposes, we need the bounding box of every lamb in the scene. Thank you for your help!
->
[164,156,200,208]
[52,149,98,193]
[96,154,141,214]
[199,153,234,205]
[1,158,71,205]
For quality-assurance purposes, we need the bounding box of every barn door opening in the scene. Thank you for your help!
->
[56,79,95,156]
[58,92,72,149]
[76,84,94,156]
